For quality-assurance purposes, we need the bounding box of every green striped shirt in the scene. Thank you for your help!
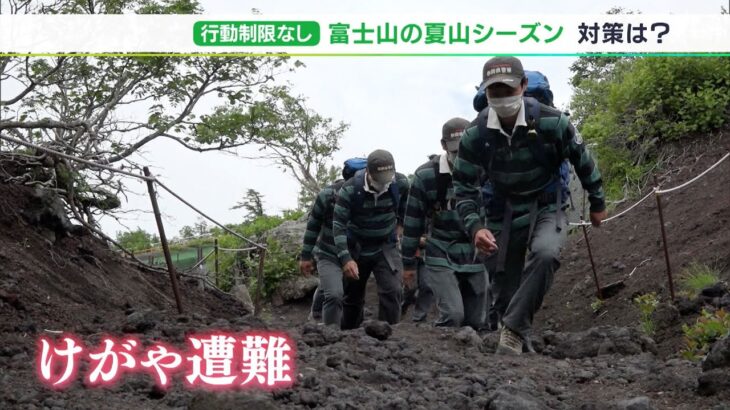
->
[333,171,409,265]
[402,155,483,273]
[453,100,606,237]
[301,181,342,262]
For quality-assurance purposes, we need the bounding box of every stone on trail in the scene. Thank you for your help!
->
[487,386,547,410]
[542,326,657,359]
[702,335,730,371]
[122,308,161,333]
[697,368,730,396]
[189,392,278,410]
[615,396,654,410]
[275,275,319,303]
[364,320,393,341]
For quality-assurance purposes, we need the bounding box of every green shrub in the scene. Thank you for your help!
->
[681,309,730,361]
[590,298,604,314]
[680,262,721,299]
[634,292,659,336]
[573,57,730,201]
[248,237,298,299]
[206,211,303,292]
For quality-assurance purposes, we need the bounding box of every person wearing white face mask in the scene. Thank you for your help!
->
[452,56,608,355]
[333,149,411,330]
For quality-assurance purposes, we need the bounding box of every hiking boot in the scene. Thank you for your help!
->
[496,327,523,355]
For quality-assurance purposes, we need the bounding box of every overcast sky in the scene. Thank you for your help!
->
[4,0,726,239]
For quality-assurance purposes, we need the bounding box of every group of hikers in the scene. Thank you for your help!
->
[299,56,607,355]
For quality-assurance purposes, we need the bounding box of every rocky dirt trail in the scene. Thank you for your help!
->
[1,129,730,409]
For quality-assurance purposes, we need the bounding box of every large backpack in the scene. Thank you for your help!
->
[477,97,570,210]
[524,70,554,107]
[473,70,570,209]
[342,157,368,180]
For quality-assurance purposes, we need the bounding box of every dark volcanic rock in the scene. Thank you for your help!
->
[122,309,161,333]
[702,335,730,371]
[542,326,657,359]
[189,392,279,410]
[650,303,679,331]
[487,386,547,410]
[700,283,727,298]
[698,368,730,396]
[615,396,654,410]
[363,320,392,341]
[300,323,343,347]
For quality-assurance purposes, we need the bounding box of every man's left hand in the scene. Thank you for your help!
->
[590,210,608,227]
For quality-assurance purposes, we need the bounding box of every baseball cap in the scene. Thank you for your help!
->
[481,56,525,89]
[367,149,396,184]
[441,117,470,151]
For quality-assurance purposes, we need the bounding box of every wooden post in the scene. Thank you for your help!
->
[653,176,675,301]
[214,238,220,288]
[143,167,184,314]
[254,248,266,317]
[581,220,603,299]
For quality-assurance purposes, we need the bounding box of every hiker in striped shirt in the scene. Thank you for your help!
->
[402,117,487,329]
[453,57,607,354]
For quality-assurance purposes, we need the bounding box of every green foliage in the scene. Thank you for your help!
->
[179,225,195,239]
[590,298,604,314]
[116,227,154,252]
[231,189,266,222]
[681,309,730,361]
[195,85,348,208]
[680,262,721,299]
[570,57,730,200]
[249,238,299,299]
[297,164,340,211]
[634,292,659,336]
[206,210,303,292]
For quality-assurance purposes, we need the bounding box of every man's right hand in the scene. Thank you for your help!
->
[342,261,359,280]
[299,260,314,276]
[474,228,499,254]
[403,269,416,289]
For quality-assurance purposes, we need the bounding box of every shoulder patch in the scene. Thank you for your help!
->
[574,128,583,145]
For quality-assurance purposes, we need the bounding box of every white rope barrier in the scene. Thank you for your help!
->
[656,152,730,194]
[154,179,265,250]
[569,191,655,227]
[218,246,259,252]
[569,151,729,227]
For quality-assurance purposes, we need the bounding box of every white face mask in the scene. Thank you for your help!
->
[370,180,391,194]
[487,94,522,118]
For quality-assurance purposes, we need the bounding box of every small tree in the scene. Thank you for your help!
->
[232,189,266,221]
[193,218,209,236]
[116,227,154,252]
[198,86,348,210]
[0,0,294,229]
[179,225,195,239]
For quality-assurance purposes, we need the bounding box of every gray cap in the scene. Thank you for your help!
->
[481,56,525,89]
[367,149,396,184]
[441,117,470,151]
